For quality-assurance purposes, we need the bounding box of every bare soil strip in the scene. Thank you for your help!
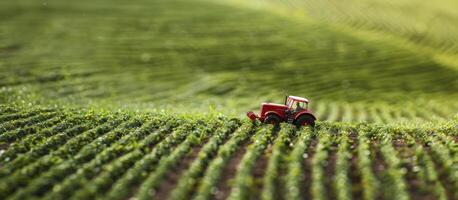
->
[324,142,338,200]
[153,146,203,199]
[370,142,386,200]
[302,137,318,200]
[392,137,436,200]
[213,143,248,200]
[422,144,456,199]
[348,131,363,200]
[250,151,269,200]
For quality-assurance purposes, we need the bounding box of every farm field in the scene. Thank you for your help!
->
[0,105,456,200]
[0,0,457,199]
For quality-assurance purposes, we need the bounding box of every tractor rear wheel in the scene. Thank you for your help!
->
[264,114,281,125]
[294,114,315,127]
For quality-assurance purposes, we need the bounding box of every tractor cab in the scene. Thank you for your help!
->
[285,96,309,112]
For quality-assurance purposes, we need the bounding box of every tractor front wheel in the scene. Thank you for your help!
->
[294,114,315,127]
[264,114,281,125]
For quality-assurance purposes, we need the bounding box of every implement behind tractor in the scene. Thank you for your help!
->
[247,95,316,126]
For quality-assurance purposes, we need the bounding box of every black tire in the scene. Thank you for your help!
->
[294,114,315,127]
[264,113,281,125]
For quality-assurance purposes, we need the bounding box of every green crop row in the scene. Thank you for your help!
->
[0,104,456,199]
[334,131,352,200]
[357,128,378,200]
[227,125,277,200]
[104,120,215,200]
[376,128,409,200]
[261,123,295,200]
[193,122,256,200]
[285,127,314,200]
[310,130,333,200]
[42,116,175,199]
[0,113,85,163]
[165,120,241,200]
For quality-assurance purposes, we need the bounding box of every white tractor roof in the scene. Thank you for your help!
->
[288,96,309,103]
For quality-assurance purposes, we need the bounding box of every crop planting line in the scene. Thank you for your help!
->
[0,113,65,146]
[0,106,17,115]
[41,117,178,199]
[120,122,216,200]
[0,117,119,199]
[6,117,141,200]
[0,116,103,174]
[415,147,449,200]
[164,120,241,200]
[227,124,278,200]
[103,120,212,200]
[0,116,112,175]
[356,128,378,200]
[193,121,257,200]
[284,126,314,200]
[376,128,409,200]
[134,120,239,200]
[0,113,88,165]
[0,108,52,125]
[0,111,58,133]
[151,145,203,200]
[434,131,457,156]
[74,119,189,199]
[310,129,334,200]
[370,127,389,200]
[396,129,448,200]
[261,123,295,200]
[409,129,457,199]
[346,129,363,200]
[250,138,271,198]
[334,130,352,200]
[0,115,66,152]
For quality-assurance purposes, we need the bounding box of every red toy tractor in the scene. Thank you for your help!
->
[247,95,316,126]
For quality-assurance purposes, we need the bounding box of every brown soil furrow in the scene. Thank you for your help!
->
[371,143,386,200]
[324,143,338,200]
[408,131,456,200]
[302,137,318,200]
[276,132,297,200]
[213,144,248,200]
[421,144,456,200]
[150,146,203,200]
[348,131,363,200]
[250,151,269,200]
[392,137,435,200]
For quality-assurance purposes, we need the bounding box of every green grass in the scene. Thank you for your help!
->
[0,0,457,199]
[1,0,457,117]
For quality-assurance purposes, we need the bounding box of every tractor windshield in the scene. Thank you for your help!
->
[290,101,307,110]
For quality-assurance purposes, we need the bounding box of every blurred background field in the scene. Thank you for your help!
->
[1,0,457,121]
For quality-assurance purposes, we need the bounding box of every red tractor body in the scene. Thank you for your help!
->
[247,96,316,126]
